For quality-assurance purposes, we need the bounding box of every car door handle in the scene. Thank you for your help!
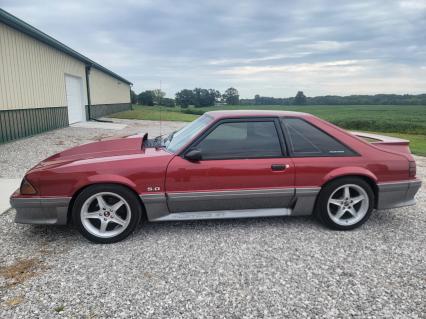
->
[271,164,289,171]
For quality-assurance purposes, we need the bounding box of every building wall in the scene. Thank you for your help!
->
[0,22,88,110]
[85,103,132,119]
[0,22,132,143]
[0,107,68,143]
[89,67,130,105]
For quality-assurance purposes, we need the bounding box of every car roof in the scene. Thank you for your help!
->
[205,109,312,119]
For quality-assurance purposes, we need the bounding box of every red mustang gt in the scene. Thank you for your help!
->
[11,110,421,243]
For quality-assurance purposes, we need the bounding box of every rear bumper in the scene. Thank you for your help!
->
[10,197,71,225]
[377,179,421,210]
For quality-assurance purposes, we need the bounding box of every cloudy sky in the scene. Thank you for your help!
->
[2,0,426,98]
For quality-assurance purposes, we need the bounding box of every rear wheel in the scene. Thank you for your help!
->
[72,184,142,243]
[316,177,374,230]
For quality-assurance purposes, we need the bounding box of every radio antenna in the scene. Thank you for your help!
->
[159,80,162,137]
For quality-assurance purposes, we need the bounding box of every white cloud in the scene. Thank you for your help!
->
[399,0,426,10]
[268,36,304,43]
[217,60,370,76]
[207,53,311,65]
[301,41,352,52]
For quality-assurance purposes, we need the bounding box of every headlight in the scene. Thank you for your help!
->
[20,178,38,195]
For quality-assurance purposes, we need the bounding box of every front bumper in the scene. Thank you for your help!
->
[377,179,422,210]
[11,197,71,225]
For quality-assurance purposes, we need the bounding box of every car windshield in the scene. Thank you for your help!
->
[165,114,213,153]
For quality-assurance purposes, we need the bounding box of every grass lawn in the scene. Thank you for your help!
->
[111,104,426,156]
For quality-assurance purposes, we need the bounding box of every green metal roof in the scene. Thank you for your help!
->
[0,8,132,85]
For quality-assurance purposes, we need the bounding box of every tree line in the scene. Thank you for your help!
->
[244,93,426,106]
[131,87,239,107]
[131,88,426,107]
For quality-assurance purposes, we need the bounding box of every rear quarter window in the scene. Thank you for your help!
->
[282,118,357,157]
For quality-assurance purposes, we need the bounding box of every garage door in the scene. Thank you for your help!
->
[65,75,85,124]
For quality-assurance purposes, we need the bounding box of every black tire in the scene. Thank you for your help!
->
[315,177,374,230]
[72,184,142,243]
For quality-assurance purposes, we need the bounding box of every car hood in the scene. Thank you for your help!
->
[31,137,168,171]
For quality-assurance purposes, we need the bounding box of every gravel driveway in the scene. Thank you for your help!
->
[0,119,425,318]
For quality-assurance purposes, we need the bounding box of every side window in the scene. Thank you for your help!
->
[195,121,283,160]
[282,118,356,157]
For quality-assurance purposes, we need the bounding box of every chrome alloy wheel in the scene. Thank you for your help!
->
[327,184,369,226]
[80,192,132,238]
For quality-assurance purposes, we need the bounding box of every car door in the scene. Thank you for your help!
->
[165,118,295,213]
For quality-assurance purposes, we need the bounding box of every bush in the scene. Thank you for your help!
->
[181,108,205,115]
[175,89,194,108]
[137,91,155,106]
[161,98,175,107]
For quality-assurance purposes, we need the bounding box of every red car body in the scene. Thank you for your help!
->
[11,110,421,230]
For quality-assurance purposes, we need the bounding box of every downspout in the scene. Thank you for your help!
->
[129,84,133,110]
[85,64,112,123]
[85,64,92,120]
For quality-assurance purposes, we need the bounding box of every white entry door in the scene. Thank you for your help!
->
[65,75,85,124]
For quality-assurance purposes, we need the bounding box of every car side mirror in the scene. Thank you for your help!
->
[184,149,202,162]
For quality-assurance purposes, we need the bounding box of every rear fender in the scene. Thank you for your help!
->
[322,167,378,185]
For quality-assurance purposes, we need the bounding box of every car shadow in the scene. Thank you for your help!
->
[15,215,319,244]
[134,215,324,238]
[15,209,405,245]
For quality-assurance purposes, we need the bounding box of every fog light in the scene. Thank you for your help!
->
[20,178,37,195]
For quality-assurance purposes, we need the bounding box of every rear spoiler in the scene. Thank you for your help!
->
[350,131,411,154]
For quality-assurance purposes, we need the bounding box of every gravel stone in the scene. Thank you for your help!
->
[0,119,424,318]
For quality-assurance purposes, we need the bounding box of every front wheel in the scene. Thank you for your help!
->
[315,177,374,230]
[72,184,142,243]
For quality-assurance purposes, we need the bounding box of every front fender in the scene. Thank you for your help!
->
[322,167,378,185]
[71,174,138,195]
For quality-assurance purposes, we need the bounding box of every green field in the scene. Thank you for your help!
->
[112,104,426,156]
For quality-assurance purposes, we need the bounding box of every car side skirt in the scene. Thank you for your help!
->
[140,187,321,221]
[167,188,295,214]
[151,208,293,221]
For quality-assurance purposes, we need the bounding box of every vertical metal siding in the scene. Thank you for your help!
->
[89,68,131,105]
[0,22,87,110]
[0,107,68,143]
